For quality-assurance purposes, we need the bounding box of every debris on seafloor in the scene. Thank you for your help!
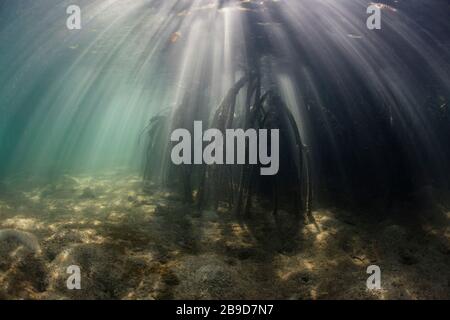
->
[0,229,41,254]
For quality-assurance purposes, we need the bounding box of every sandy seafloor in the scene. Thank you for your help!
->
[0,172,448,299]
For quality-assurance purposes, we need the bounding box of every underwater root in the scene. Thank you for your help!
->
[0,229,41,254]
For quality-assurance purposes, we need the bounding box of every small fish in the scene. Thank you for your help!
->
[347,34,363,39]
[170,32,181,43]
[370,2,398,12]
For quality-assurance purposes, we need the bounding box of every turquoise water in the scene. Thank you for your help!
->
[0,0,171,176]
